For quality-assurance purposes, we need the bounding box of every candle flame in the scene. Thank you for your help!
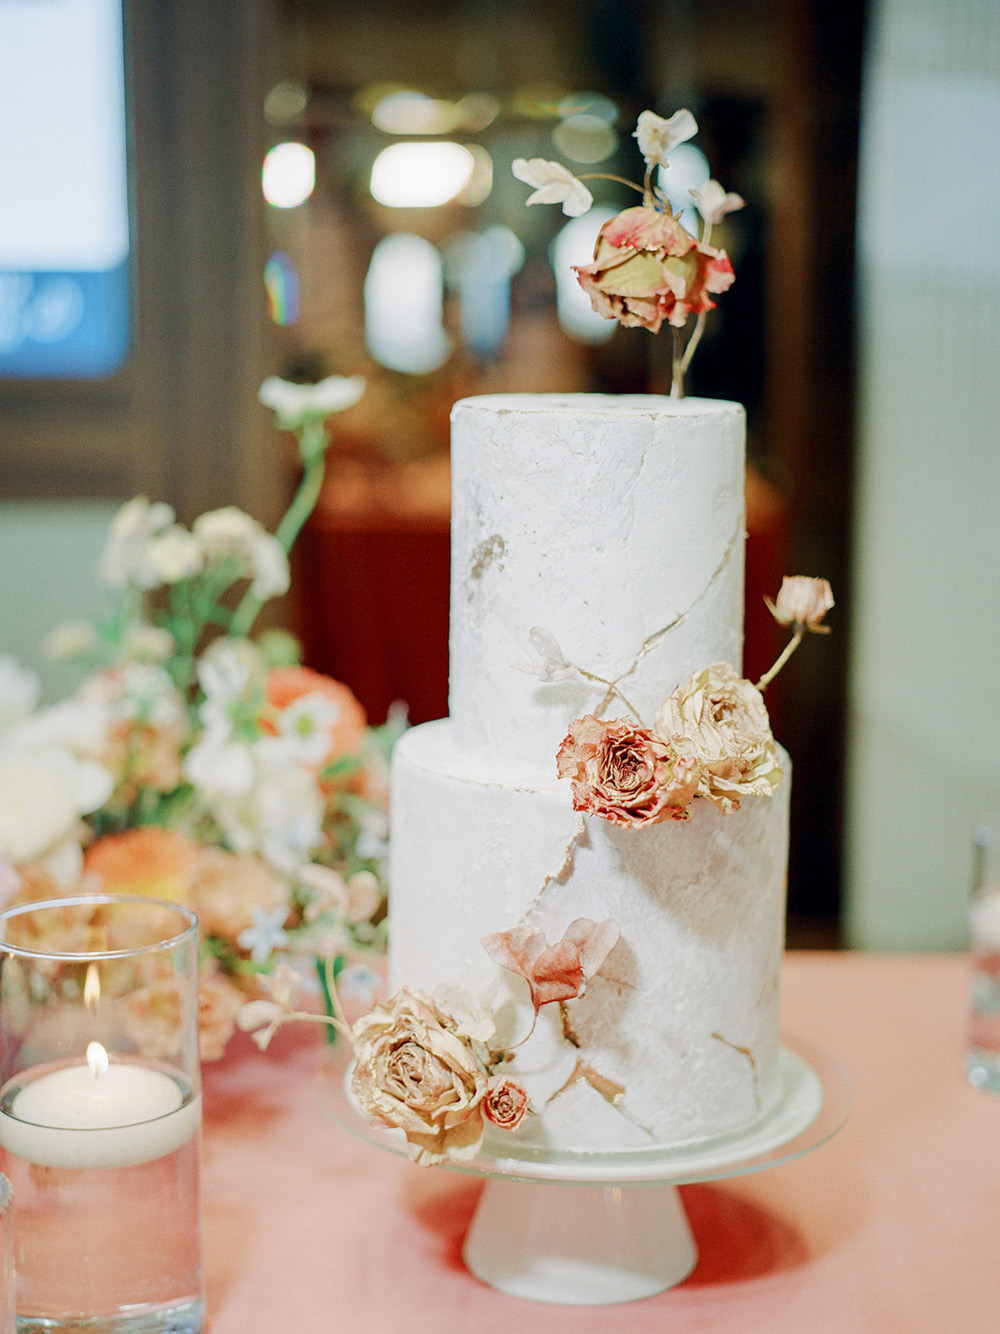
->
[83,964,101,1009]
[86,1041,109,1080]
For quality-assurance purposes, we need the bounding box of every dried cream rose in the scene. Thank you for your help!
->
[573,205,734,333]
[350,988,488,1166]
[656,663,781,813]
[483,1074,530,1131]
[766,576,834,632]
[556,715,700,827]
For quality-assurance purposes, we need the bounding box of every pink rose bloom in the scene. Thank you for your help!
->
[483,1074,530,1131]
[556,715,700,827]
[573,205,735,332]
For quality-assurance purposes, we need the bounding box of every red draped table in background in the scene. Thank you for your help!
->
[201,953,997,1333]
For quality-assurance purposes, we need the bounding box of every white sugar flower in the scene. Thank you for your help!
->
[634,108,698,169]
[690,179,745,227]
[98,496,176,590]
[258,375,366,430]
[515,626,576,683]
[512,158,593,217]
[0,655,40,734]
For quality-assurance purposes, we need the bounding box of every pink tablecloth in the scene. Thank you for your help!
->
[201,953,999,1332]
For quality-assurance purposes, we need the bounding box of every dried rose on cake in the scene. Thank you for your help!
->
[656,663,781,813]
[481,917,620,1010]
[573,206,735,334]
[482,1074,531,1131]
[350,988,489,1166]
[512,107,744,392]
[556,715,700,827]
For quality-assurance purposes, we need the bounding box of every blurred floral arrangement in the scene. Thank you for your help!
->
[514,107,744,396]
[0,374,403,1060]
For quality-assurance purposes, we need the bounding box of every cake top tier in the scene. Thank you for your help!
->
[448,393,746,770]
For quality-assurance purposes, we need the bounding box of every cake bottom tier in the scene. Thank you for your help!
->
[389,720,791,1155]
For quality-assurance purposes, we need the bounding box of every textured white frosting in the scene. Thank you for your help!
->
[387,392,790,1156]
[449,395,745,765]
[390,722,789,1153]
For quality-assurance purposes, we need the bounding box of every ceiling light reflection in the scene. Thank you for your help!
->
[370,142,476,209]
[262,142,315,208]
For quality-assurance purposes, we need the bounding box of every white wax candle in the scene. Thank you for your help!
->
[0,1057,200,1170]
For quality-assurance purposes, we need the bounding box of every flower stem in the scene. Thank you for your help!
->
[670,327,685,398]
[679,310,707,376]
[757,627,804,690]
[576,172,645,196]
[229,424,328,639]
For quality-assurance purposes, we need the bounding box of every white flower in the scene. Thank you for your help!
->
[264,691,343,767]
[144,526,204,585]
[184,724,256,796]
[690,179,745,227]
[512,158,593,216]
[248,532,290,600]
[193,508,290,601]
[337,963,382,1008]
[0,745,113,863]
[112,663,185,727]
[258,375,366,430]
[98,496,176,590]
[8,693,112,757]
[0,655,40,734]
[634,108,698,169]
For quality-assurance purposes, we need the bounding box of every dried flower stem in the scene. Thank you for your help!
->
[756,627,804,690]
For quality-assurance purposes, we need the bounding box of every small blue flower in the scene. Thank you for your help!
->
[238,906,290,964]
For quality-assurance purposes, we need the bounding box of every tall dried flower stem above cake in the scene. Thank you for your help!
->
[513,107,744,396]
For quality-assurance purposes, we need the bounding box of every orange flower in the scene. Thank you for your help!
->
[264,666,367,766]
[83,827,203,904]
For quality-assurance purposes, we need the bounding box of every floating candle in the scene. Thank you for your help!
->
[0,1045,200,1170]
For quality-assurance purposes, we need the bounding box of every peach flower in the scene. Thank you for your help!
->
[556,715,700,827]
[573,205,734,332]
[656,663,781,813]
[83,826,202,904]
[350,988,488,1166]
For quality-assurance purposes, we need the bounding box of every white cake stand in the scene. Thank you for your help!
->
[325,1033,850,1307]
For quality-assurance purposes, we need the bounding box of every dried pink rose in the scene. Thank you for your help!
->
[656,663,781,813]
[556,715,700,827]
[483,1074,530,1131]
[482,917,620,1010]
[766,576,834,632]
[573,205,734,333]
[350,988,488,1166]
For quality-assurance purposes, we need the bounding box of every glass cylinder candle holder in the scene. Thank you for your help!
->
[0,895,204,1333]
[968,820,1000,1093]
[0,1175,13,1334]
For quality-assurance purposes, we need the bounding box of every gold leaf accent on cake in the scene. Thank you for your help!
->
[711,1030,762,1114]
[469,534,506,580]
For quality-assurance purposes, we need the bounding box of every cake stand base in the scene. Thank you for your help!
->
[463,1178,696,1305]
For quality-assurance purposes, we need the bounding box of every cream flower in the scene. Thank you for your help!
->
[0,746,112,863]
[634,108,698,169]
[512,158,594,217]
[0,655,40,734]
[656,662,782,813]
[144,526,204,585]
[766,576,835,632]
[350,988,488,1166]
[258,375,366,430]
[690,179,745,227]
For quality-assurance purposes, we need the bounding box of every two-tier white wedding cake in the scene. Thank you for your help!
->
[386,393,789,1156]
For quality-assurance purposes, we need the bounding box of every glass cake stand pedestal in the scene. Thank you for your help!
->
[326,1034,850,1307]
